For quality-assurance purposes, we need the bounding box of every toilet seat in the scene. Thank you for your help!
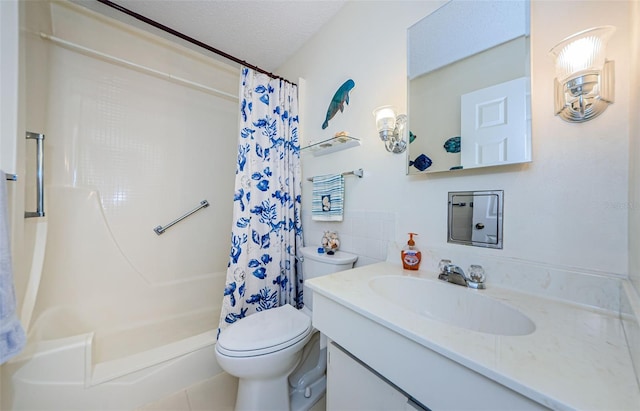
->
[217,304,312,358]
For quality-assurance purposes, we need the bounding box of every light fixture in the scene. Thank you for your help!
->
[373,105,407,153]
[549,26,615,122]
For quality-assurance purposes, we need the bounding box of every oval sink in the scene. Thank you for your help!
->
[369,276,535,336]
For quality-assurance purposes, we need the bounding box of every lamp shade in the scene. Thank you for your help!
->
[373,106,397,133]
[549,26,615,82]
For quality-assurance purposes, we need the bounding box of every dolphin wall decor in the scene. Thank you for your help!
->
[322,79,355,129]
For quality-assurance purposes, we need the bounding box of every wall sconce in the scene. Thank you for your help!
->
[373,105,407,153]
[549,26,615,122]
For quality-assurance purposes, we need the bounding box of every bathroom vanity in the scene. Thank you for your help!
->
[307,262,640,410]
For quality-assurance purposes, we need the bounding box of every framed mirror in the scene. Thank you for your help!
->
[407,0,531,174]
[448,190,503,249]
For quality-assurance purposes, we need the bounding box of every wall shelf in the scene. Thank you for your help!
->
[301,135,361,156]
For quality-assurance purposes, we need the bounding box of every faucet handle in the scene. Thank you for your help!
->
[468,265,485,282]
[438,259,452,273]
[468,265,486,289]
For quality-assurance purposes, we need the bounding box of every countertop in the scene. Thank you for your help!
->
[307,262,640,410]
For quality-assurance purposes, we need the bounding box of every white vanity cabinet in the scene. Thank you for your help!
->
[327,342,425,411]
[308,262,640,410]
[314,292,547,410]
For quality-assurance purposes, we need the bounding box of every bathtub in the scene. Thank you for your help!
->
[3,186,230,410]
[5,305,223,410]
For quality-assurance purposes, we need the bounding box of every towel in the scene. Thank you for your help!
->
[1,171,26,364]
[312,174,344,221]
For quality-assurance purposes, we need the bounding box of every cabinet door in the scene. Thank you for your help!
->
[327,343,426,411]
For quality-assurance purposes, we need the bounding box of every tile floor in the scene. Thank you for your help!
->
[137,372,326,411]
[137,373,237,411]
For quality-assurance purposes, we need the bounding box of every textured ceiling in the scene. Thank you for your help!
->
[77,0,347,72]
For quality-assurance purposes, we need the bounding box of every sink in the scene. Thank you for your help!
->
[369,276,535,336]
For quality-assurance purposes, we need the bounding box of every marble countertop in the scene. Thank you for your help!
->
[307,261,640,410]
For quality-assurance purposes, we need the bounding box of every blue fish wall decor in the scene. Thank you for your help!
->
[322,79,355,129]
[443,136,461,153]
[409,154,432,171]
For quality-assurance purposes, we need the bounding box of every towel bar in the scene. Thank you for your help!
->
[154,199,209,235]
[306,168,363,182]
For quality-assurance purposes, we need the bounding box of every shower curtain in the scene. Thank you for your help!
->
[218,67,303,334]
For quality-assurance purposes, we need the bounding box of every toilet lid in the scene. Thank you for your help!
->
[217,304,312,357]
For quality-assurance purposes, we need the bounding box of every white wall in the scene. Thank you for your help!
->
[278,1,632,287]
[0,0,19,175]
[629,0,640,294]
[627,0,640,379]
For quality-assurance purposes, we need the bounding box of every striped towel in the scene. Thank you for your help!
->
[312,174,344,221]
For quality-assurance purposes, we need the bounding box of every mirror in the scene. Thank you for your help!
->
[407,0,531,174]
[448,190,503,249]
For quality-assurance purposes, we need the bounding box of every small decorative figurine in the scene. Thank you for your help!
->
[321,231,340,254]
[322,79,355,129]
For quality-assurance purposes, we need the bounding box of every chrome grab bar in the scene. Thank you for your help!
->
[154,199,209,235]
[25,131,45,218]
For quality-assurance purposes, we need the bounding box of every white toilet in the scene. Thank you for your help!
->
[215,246,358,411]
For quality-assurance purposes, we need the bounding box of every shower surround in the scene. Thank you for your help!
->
[2,1,239,409]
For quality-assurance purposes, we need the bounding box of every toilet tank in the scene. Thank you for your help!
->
[300,246,357,310]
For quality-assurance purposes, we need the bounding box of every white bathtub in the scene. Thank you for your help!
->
[5,305,223,410]
[3,186,230,410]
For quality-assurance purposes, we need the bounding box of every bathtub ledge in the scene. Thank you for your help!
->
[91,329,217,385]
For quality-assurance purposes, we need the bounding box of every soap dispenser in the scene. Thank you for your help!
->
[401,233,421,270]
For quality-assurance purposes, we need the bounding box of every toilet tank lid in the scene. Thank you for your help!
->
[300,246,358,265]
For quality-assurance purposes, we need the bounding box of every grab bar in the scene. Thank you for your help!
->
[25,131,45,218]
[154,199,209,235]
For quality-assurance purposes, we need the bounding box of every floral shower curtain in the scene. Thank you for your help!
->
[218,67,303,335]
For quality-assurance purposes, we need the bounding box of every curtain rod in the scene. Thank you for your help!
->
[95,0,295,85]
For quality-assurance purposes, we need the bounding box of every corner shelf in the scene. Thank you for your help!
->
[301,135,361,157]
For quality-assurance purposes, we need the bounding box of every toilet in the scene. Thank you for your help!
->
[215,246,358,411]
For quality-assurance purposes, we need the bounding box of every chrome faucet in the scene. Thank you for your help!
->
[438,263,486,289]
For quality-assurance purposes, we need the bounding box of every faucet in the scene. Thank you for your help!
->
[438,263,486,289]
